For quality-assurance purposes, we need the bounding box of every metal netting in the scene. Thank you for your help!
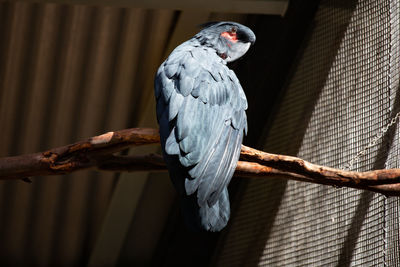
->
[215,0,400,266]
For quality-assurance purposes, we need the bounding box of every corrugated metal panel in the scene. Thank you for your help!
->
[0,2,176,265]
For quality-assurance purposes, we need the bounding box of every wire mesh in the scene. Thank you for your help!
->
[215,0,400,266]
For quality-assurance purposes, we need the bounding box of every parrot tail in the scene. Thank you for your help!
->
[180,187,230,232]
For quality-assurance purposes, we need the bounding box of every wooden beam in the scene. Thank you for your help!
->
[19,0,289,16]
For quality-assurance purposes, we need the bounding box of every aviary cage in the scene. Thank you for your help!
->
[215,0,400,266]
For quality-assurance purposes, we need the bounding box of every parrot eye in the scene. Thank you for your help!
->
[220,27,238,44]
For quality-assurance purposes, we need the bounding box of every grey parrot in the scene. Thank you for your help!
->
[154,21,255,231]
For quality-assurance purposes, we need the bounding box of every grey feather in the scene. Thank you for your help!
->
[168,90,184,121]
[159,71,174,103]
[197,124,234,205]
[183,55,201,77]
[177,75,195,96]
[198,187,230,231]
[208,126,243,205]
[164,62,179,79]
[165,127,180,155]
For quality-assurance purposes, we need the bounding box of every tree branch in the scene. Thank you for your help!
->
[0,128,160,179]
[1,128,400,196]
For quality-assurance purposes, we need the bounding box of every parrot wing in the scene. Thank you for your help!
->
[155,42,247,207]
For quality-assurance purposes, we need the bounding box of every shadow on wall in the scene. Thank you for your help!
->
[250,1,359,265]
[213,0,361,266]
[337,84,400,267]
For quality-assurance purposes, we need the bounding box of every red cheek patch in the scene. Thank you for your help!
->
[221,31,238,43]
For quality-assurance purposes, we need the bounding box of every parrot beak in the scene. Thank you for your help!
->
[248,33,256,45]
[238,26,256,45]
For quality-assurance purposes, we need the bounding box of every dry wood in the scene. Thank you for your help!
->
[0,128,160,179]
[1,128,400,196]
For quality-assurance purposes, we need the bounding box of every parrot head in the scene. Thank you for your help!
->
[195,21,256,62]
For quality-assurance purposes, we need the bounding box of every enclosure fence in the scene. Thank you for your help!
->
[215,0,400,266]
